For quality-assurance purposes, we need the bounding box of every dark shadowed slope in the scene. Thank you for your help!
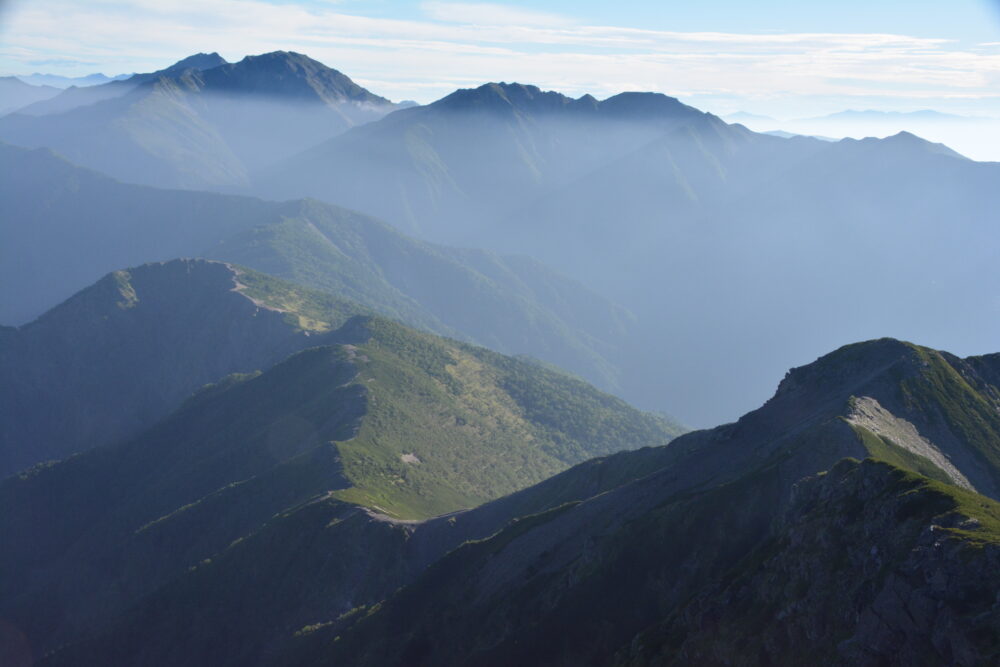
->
[0,258,678,478]
[0,260,357,477]
[280,339,1000,667]
[22,336,1000,666]
[0,265,679,659]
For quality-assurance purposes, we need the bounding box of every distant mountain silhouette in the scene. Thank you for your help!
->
[260,81,717,240]
[0,52,397,188]
[0,76,59,115]
[804,109,971,123]
[257,80,1000,425]
[16,72,132,88]
[13,53,228,116]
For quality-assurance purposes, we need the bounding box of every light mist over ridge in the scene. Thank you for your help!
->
[255,76,1000,426]
[2,51,997,427]
[4,7,1000,661]
[0,52,402,189]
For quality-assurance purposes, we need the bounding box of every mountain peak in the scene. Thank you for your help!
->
[844,131,968,160]
[166,52,227,72]
[434,81,577,114]
[599,91,702,120]
[772,337,919,400]
[235,50,322,70]
[194,51,391,105]
[432,83,707,123]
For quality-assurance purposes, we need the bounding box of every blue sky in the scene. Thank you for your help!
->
[2,0,1000,119]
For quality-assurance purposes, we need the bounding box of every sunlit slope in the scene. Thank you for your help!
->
[1,261,680,658]
[284,338,1000,667]
[0,143,636,412]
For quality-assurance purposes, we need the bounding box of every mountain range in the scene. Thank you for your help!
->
[0,145,657,477]
[0,260,680,660]
[15,72,132,88]
[253,80,1000,424]
[0,77,60,116]
[2,49,999,666]
[5,59,998,425]
[6,53,228,118]
[0,52,399,188]
[812,109,972,122]
[3,262,996,665]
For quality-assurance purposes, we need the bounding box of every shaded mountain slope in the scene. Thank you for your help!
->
[29,337,1000,666]
[312,458,1000,667]
[277,338,1000,667]
[0,143,275,325]
[621,460,1000,666]
[0,272,678,658]
[0,52,397,188]
[0,259,358,477]
[0,143,635,408]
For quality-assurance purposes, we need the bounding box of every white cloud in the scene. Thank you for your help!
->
[1,0,999,119]
[421,2,571,27]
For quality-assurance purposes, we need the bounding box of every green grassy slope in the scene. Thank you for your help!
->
[2,265,681,658]
[283,338,1000,667]
[1,142,638,416]
[23,331,1000,667]
[330,317,679,518]
[0,259,354,477]
[302,454,1000,667]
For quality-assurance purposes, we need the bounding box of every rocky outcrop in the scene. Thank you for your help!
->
[626,459,1000,666]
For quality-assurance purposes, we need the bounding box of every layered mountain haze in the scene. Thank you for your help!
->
[0,77,60,115]
[0,143,635,414]
[7,61,996,424]
[0,52,398,188]
[0,260,679,659]
[0,258,663,478]
[16,72,133,89]
[255,80,1000,424]
[8,53,228,118]
[261,82,724,242]
[3,39,998,667]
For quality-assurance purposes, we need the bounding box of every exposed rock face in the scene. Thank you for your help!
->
[629,459,1000,667]
[9,333,1000,667]
[294,339,1000,667]
[846,395,974,490]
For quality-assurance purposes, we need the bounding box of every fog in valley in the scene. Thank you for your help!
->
[2,52,998,427]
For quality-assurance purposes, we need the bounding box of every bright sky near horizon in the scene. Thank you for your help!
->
[2,0,1000,120]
